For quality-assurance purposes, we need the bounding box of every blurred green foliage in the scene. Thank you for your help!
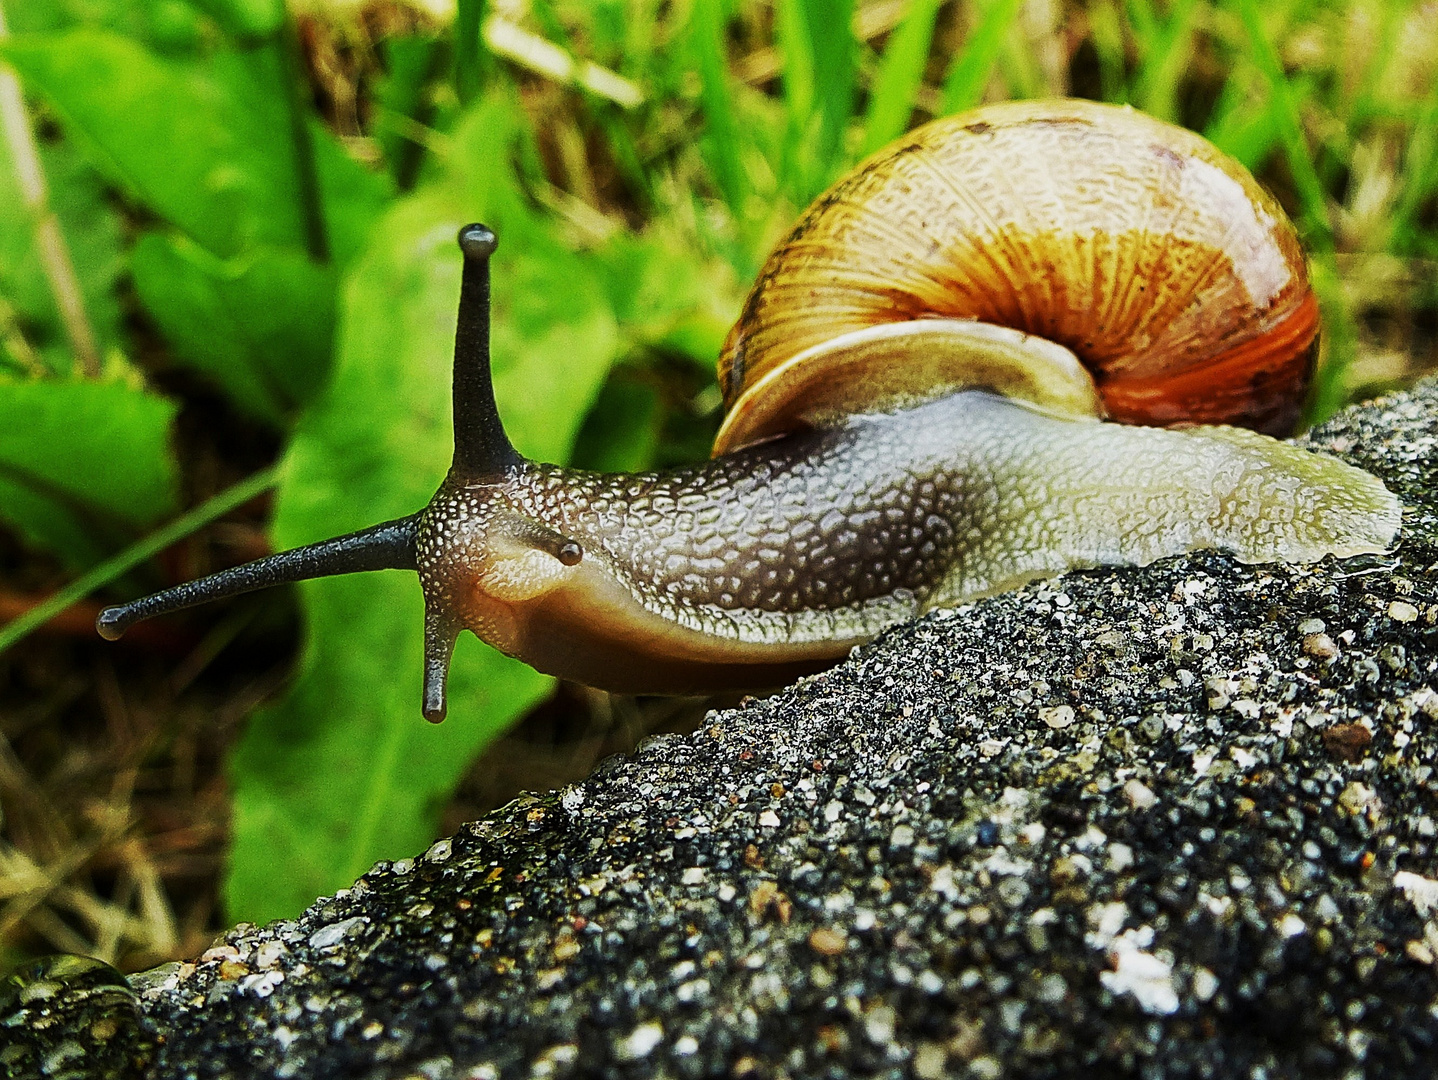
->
[0,0,1435,922]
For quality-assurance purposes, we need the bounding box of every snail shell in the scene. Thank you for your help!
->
[715,99,1318,454]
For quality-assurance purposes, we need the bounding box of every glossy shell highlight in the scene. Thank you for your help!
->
[717,98,1318,450]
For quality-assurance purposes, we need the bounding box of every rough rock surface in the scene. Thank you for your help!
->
[8,381,1438,1079]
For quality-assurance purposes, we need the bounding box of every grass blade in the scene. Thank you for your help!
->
[691,0,749,217]
[454,0,487,105]
[941,0,1023,115]
[805,0,856,171]
[1230,0,1346,422]
[860,0,944,157]
[777,0,855,198]
[1390,77,1438,252]
[1131,0,1201,121]
[1233,0,1331,246]
[1087,0,1128,104]
[0,465,279,654]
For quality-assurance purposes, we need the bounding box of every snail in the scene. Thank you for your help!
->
[97,99,1401,721]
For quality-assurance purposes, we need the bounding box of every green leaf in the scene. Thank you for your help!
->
[312,128,394,267]
[571,373,662,473]
[183,0,285,40]
[224,96,621,922]
[2,30,307,257]
[593,228,739,366]
[0,376,178,568]
[374,35,444,190]
[6,0,187,50]
[131,233,337,423]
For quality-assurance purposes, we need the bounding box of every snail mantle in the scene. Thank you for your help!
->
[17,377,1433,1079]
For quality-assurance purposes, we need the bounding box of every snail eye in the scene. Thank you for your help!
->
[558,541,583,567]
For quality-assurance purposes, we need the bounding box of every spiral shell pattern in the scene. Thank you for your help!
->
[718,99,1318,441]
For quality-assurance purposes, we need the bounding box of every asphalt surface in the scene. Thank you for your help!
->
[5,379,1436,1080]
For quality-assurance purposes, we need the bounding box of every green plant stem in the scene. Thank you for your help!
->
[455,0,487,105]
[0,0,101,376]
[0,465,280,655]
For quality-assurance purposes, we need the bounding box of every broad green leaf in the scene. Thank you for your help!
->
[225,96,621,922]
[571,373,662,472]
[374,35,444,190]
[2,30,307,257]
[126,127,388,422]
[0,376,178,568]
[0,134,123,373]
[131,233,336,423]
[593,228,738,366]
[5,0,189,49]
[313,124,396,268]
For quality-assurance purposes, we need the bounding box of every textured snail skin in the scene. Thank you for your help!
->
[96,104,1403,719]
[414,391,1399,694]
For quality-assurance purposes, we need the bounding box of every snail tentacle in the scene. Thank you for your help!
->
[452,223,520,480]
[95,516,419,641]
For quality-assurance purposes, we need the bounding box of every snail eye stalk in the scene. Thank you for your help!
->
[94,517,420,641]
[97,224,520,722]
[451,223,519,480]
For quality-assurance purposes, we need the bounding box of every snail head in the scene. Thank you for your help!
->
[96,223,582,723]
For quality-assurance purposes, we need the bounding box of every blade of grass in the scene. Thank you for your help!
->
[455,0,487,105]
[1390,77,1438,253]
[1232,0,1345,421]
[941,0,1023,115]
[860,0,944,157]
[0,0,100,377]
[1346,0,1408,128]
[690,0,749,217]
[1233,0,1332,246]
[805,0,855,172]
[1306,253,1356,423]
[1087,0,1127,105]
[777,0,855,197]
[775,0,815,193]
[0,465,279,654]
[1131,0,1201,121]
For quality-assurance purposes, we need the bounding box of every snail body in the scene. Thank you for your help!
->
[98,100,1400,720]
